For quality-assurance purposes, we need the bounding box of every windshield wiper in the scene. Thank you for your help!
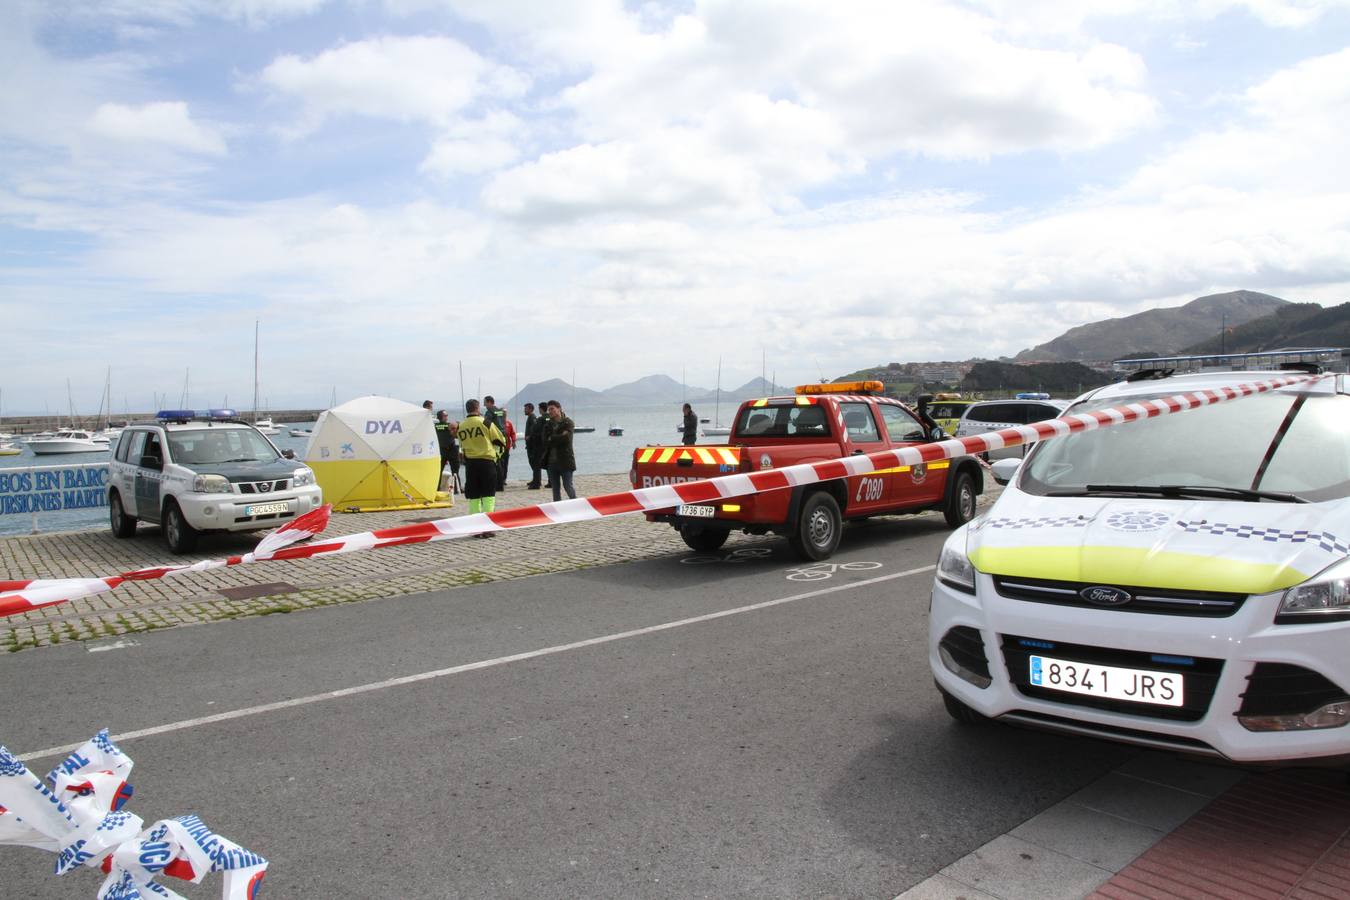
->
[223,457,263,463]
[1047,484,1307,503]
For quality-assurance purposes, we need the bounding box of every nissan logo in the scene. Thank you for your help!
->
[257,481,272,492]
[1079,585,1132,607]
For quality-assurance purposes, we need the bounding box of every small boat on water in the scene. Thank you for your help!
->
[28,430,108,454]
[0,441,22,456]
[574,425,596,434]
[253,417,280,435]
[289,426,313,437]
[608,426,623,436]
[701,426,732,437]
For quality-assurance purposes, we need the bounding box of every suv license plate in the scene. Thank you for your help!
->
[245,501,291,516]
[677,504,715,518]
[1029,655,1184,707]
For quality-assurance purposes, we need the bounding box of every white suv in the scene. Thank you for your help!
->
[108,411,323,553]
[955,398,1069,460]
[930,370,1350,764]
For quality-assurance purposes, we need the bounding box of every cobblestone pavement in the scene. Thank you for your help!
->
[1,473,1001,653]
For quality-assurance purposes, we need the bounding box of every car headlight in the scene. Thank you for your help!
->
[192,474,230,493]
[1277,558,1350,623]
[936,532,976,595]
[292,468,315,487]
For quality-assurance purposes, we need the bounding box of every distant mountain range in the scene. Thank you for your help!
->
[1014,290,1290,362]
[505,375,785,410]
[500,290,1346,411]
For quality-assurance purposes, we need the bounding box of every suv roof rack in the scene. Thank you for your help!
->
[1123,368,1176,383]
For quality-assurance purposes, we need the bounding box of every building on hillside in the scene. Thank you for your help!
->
[1113,347,1347,373]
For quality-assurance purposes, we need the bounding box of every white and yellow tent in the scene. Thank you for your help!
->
[303,396,451,512]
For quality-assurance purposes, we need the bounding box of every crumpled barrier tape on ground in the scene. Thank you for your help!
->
[0,730,266,898]
[0,374,1320,618]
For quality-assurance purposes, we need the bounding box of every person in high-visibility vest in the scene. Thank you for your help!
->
[457,399,507,534]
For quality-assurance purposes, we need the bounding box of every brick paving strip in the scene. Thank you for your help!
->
[1093,769,1350,900]
[1,474,1002,652]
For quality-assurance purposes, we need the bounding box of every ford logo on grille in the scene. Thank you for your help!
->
[1079,585,1132,607]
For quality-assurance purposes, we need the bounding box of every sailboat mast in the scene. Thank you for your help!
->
[715,356,722,427]
[252,319,260,424]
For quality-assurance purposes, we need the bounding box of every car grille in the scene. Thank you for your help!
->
[1000,634,1224,722]
[993,575,1247,618]
[236,479,290,494]
[1237,663,1350,717]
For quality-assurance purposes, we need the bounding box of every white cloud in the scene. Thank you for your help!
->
[420,111,525,176]
[87,101,227,155]
[259,35,530,134]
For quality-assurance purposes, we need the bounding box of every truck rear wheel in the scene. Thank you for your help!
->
[679,524,730,552]
[944,471,977,527]
[788,491,842,561]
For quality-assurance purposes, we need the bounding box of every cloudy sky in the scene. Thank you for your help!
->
[3,0,1349,415]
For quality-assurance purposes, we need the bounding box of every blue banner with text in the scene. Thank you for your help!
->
[0,464,109,516]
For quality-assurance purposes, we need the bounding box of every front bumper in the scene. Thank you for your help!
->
[929,571,1350,763]
[176,485,324,532]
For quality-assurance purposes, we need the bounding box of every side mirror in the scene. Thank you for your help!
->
[139,454,162,471]
[282,449,296,460]
[990,458,1022,486]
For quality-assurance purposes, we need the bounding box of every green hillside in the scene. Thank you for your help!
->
[1182,301,1350,354]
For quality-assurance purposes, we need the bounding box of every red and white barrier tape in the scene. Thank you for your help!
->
[1,730,267,898]
[0,374,1321,618]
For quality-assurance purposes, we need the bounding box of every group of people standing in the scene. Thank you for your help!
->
[427,397,578,534]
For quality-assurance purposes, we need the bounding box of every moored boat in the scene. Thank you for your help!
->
[28,430,107,454]
[0,441,22,456]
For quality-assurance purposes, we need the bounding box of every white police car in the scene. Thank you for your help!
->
[108,410,323,553]
[931,369,1350,764]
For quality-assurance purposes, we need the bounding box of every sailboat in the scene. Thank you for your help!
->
[702,357,732,437]
[251,321,279,434]
[0,389,19,454]
[570,368,595,432]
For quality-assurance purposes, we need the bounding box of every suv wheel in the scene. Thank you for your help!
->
[788,491,842,561]
[163,502,198,554]
[944,471,977,527]
[109,493,137,538]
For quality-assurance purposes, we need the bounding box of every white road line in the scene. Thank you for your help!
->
[15,564,935,763]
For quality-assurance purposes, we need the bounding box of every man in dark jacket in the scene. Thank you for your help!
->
[536,399,553,489]
[523,402,542,488]
[434,410,459,490]
[483,395,510,490]
[542,400,576,501]
[681,403,698,446]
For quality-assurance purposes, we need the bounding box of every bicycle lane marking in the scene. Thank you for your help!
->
[785,560,884,581]
[13,564,937,763]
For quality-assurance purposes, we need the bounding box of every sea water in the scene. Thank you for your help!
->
[0,403,731,537]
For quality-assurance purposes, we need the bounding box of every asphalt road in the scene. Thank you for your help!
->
[1,514,1136,898]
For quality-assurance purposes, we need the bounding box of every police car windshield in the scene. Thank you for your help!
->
[167,428,278,465]
[1020,389,1350,502]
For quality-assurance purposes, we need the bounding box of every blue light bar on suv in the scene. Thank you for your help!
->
[155,409,239,421]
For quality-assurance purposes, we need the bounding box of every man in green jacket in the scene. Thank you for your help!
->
[457,399,507,533]
[542,400,576,501]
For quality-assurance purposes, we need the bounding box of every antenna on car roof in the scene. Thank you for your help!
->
[1123,368,1176,382]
